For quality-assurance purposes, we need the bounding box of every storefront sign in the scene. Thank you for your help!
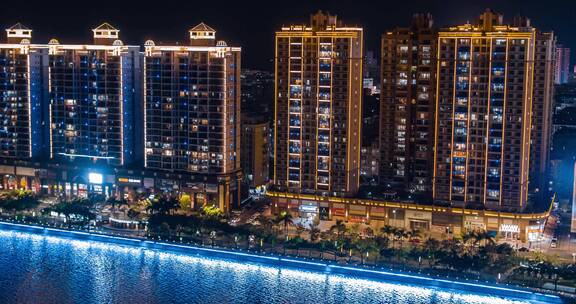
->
[118,177,142,185]
[16,167,35,177]
[500,224,520,233]
[299,205,318,213]
[0,165,14,175]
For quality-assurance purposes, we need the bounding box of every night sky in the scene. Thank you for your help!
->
[1,0,574,70]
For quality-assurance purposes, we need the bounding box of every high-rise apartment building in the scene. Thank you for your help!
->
[48,23,142,167]
[379,14,436,198]
[555,45,570,84]
[143,24,241,211]
[529,28,556,192]
[241,114,270,188]
[273,11,363,197]
[0,24,47,161]
[433,10,552,211]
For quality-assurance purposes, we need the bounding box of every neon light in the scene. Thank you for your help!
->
[26,51,32,158]
[119,55,124,165]
[0,221,560,302]
[57,153,114,159]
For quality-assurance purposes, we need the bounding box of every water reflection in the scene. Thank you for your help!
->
[0,230,530,304]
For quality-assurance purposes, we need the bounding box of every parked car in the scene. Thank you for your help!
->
[550,237,558,248]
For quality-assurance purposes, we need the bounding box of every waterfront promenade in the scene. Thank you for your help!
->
[0,219,563,304]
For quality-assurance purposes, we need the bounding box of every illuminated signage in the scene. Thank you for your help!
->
[499,224,519,233]
[299,205,318,212]
[118,177,141,185]
[88,173,103,184]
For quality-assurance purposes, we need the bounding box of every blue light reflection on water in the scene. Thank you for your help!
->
[0,230,531,304]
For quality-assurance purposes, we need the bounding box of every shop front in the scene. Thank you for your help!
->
[331,203,346,221]
[299,200,318,220]
[464,215,486,231]
[348,205,367,223]
[117,176,144,201]
[431,212,463,237]
[499,222,520,240]
[387,208,405,228]
[526,223,544,242]
[266,191,553,243]
[406,210,431,232]
[58,171,115,198]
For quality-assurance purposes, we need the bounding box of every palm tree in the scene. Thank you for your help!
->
[393,227,407,249]
[275,211,294,236]
[317,239,331,259]
[355,238,377,265]
[380,225,397,240]
[423,238,440,266]
[330,220,347,238]
[330,220,347,254]
[309,223,321,242]
[475,230,495,247]
[257,214,274,232]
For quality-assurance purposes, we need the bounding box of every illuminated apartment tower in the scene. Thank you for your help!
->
[433,10,539,211]
[0,24,47,161]
[529,27,555,193]
[48,23,142,167]
[274,11,363,197]
[144,24,241,211]
[379,14,436,198]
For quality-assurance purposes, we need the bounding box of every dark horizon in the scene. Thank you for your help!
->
[1,0,574,70]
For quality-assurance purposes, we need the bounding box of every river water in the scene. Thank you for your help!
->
[0,229,537,304]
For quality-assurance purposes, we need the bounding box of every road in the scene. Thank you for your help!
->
[541,206,576,262]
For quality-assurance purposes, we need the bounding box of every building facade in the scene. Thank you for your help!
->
[48,23,142,168]
[0,24,47,162]
[241,114,270,188]
[529,29,556,193]
[273,11,363,198]
[555,45,571,84]
[143,24,242,211]
[433,10,545,211]
[379,14,436,198]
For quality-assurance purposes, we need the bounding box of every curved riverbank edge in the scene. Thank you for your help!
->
[0,221,562,303]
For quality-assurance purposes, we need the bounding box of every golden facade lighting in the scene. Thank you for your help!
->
[433,10,541,211]
[273,11,363,197]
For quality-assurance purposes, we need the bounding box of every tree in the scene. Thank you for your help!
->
[355,238,377,265]
[0,189,40,213]
[147,195,179,216]
[202,205,223,219]
[107,196,129,214]
[43,198,96,227]
[127,208,141,220]
[275,211,294,236]
[330,220,347,238]
[256,214,274,231]
[309,223,321,242]
[330,220,348,253]
[393,227,407,249]
[380,225,397,241]
[179,194,192,211]
[423,238,440,266]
